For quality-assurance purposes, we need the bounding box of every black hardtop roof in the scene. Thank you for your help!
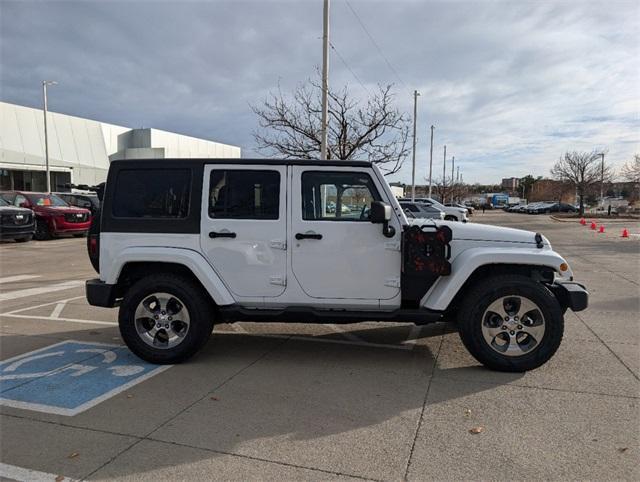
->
[109,158,373,168]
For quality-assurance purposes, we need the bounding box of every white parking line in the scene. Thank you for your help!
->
[0,313,116,326]
[49,302,67,319]
[0,280,84,302]
[0,275,41,284]
[0,462,76,482]
[2,296,85,315]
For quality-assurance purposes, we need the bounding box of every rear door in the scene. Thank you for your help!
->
[200,164,287,298]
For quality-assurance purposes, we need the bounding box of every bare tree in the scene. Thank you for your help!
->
[620,154,640,183]
[550,151,613,215]
[251,77,410,175]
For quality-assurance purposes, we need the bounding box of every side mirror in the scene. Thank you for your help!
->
[370,201,395,238]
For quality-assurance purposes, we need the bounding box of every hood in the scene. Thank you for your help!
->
[0,206,32,216]
[444,221,545,245]
[33,205,90,215]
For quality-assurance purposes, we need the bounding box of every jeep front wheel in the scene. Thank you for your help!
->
[457,275,563,372]
[118,274,214,364]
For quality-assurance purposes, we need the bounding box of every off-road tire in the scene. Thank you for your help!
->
[457,275,563,372]
[34,219,52,240]
[118,274,214,364]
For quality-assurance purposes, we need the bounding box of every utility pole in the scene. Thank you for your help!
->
[456,166,460,183]
[320,0,330,160]
[442,145,446,202]
[428,125,434,199]
[410,90,420,201]
[451,156,455,203]
[42,80,57,193]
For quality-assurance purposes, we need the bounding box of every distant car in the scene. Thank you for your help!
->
[507,203,527,213]
[0,191,91,240]
[400,201,446,220]
[0,197,35,242]
[404,198,469,222]
[55,192,100,216]
[446,202,474,215]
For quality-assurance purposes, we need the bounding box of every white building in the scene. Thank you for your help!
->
[0,101,241,191]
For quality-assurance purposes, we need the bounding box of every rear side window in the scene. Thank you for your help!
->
[113,169,191,218]
[209,170,280,219]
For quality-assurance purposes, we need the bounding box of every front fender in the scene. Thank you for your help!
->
[104,246,236,306]
[421,247,571,311]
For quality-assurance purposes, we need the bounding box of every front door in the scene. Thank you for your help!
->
[200,164,287,298]
[290,167,401,301]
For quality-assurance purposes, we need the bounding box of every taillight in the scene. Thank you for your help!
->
[89,237,98,256]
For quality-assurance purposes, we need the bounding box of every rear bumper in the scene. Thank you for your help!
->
[550,281,588,312]
[86,278,118,308]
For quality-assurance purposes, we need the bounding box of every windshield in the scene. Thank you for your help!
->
[25,193,69,207]
[427,198,445,209]
[0,198,8,207]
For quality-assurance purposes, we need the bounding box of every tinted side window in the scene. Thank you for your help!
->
[302,171,381,221]
[209,170,280,220]
[113,169,191,218]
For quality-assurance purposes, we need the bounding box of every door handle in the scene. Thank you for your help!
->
[209,231,237,239]
[295,233,322,240]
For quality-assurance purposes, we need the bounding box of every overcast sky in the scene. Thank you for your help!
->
[1,0,638,184]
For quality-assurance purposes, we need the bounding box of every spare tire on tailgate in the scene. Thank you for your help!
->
[86,182,104,274]
[87,208,100,273]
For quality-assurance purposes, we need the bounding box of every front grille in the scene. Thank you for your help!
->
[65,212,88,223]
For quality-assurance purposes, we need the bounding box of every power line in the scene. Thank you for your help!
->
[329,41,371,95]
[344,0,407,89]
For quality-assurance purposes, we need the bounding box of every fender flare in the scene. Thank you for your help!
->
[421,247,571,311]
[105,246,236,306]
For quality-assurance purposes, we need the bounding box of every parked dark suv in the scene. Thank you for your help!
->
[56,192,100,216]
[0,197,35,242]
[0,191,91,240]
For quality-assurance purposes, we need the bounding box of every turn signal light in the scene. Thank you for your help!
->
[559,263,569,272]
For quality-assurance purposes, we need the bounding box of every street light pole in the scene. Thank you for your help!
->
[451,156,455,203]
[42,80,57,193]
[320,0,330,160]
[410,90,420,201]
[428,125,434,199]
[600,153,605,207]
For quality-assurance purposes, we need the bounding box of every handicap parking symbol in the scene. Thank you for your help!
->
[0,340,170,416]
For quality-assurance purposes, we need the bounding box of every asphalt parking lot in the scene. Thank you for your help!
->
[1,211,638,481]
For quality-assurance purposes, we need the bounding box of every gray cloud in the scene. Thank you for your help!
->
[1,0,638,184]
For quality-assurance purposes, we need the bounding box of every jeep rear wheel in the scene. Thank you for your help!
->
[444,215,458,221]
[457,275,563,372]
[118,274,214,364]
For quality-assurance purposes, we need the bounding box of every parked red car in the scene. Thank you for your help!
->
[0,191,91,240]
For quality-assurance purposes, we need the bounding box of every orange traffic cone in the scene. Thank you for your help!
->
[622,228,629,238]
[580,218,586,225]
[590,221,597,230]
[598,225,605,233]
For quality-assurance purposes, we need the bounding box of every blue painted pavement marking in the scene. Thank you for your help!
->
[0,340,170,416]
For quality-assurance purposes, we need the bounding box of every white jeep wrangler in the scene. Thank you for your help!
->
[86,159,588,371]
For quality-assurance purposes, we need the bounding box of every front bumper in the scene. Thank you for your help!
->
[550,281,588,312]
[0,224,35,239]
[86,278,118,308]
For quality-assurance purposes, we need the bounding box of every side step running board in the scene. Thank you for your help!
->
[218,305,443,324]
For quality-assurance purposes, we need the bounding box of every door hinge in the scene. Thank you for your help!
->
[384,277,401,288]
[270,240,287,250]
[384,241,401,251]
[269,275,286,286]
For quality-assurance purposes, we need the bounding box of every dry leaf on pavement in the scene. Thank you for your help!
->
[469,427,484,434]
